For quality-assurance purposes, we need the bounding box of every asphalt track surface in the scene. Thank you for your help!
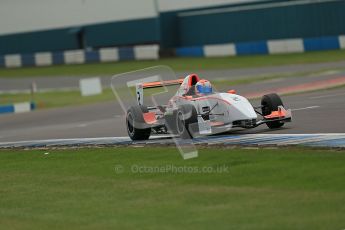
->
[1,61,345,143]
[1,87,344,142]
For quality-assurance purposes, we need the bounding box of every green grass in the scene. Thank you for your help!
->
[0,88,115,109]
[1,50,345,77]
[0,87,171,109]
[0,147,344,229]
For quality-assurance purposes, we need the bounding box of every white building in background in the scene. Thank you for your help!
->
[0,0,256,36]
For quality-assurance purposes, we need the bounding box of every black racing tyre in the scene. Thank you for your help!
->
[126,105,151,140]
[261,93,284,129]
[165,104,198,139]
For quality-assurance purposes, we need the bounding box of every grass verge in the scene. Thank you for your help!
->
[0,50,345,77]
[0,88,115,109]
[0,147,344,230]
[0,87,166,109]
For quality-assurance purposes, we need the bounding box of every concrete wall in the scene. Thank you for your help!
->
[175,35,344,57]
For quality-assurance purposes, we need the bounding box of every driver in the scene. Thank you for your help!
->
[195,79,213,95]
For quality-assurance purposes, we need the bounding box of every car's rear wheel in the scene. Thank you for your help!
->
[261,93,284,129]
[126,105,151,140]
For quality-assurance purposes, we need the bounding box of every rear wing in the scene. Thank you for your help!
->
[142,79,184,89]
[136,79,184,105]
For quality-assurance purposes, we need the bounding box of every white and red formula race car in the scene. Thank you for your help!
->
[126,74,292,140]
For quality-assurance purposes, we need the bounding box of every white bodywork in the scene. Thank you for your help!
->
[171,93,257,125]
[168,75,258,134]
[136,74,258,135]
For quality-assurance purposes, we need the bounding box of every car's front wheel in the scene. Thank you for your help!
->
[261,93,285,129]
